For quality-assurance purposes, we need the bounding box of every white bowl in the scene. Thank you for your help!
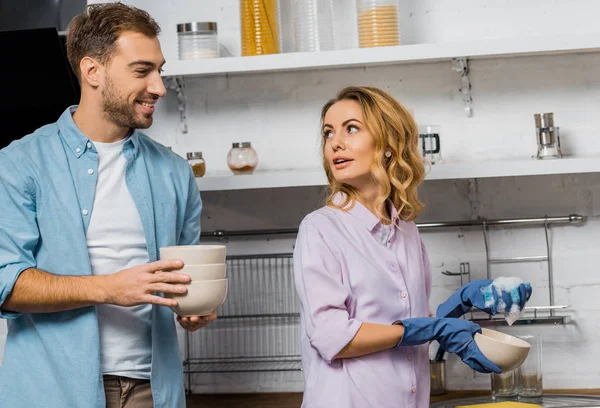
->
[474,328,531,372]
[160,245,226,265]
[166,278,228,317]
[181,263,226,281]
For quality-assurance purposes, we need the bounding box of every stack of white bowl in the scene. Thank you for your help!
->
[159,245,228,317]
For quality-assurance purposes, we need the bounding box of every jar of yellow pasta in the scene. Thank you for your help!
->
[356,0,401,48]
[240,0,280,56]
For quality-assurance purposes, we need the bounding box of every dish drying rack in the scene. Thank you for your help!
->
[182,253,302,390]
[434,214,585,326]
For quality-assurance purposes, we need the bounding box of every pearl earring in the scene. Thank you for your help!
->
[385,151,392,158]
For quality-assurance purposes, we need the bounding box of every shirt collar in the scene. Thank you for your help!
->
[333,192,399,232]
[58,105,140,159]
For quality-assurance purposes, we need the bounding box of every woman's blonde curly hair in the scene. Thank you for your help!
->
[320,86,425,224]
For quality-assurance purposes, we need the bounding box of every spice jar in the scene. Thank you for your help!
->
[177,22,219,60]
[240,0,280,56]
[187,152,206,177]
[227,142,258,175]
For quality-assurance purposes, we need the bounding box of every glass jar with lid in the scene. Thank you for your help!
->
[177,22,219,60]
[227,142,258,175]
[186,151,206,177]
[356,0,401,48]
[240,0,280,56]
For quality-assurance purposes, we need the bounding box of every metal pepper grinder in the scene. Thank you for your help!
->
[534,113,562,159]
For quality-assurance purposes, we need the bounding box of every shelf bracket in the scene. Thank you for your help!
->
[164,76,188,134]
[452,57,473,117]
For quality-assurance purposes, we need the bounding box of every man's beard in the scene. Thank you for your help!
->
[101,75,153,129]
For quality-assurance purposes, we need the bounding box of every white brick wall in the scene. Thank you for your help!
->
[2,0,596,391]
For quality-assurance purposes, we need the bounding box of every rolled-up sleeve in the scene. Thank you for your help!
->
[0,152,39,319]
[293,220,362,363]
[179,166,202,246]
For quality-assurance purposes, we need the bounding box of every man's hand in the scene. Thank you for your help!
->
[104,259,190,307]
[177,312,217,332]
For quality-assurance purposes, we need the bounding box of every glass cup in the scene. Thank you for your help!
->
[517,334,543,398]
[491,369,518,400]
[419,125,442,165]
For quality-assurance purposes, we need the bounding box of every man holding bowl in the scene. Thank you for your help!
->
[0,4,211,407]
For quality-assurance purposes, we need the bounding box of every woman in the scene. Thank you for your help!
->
[293,86,531,408]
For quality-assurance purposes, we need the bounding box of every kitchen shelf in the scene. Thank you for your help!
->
[162,33,600,78]
[196,156,600,192]
[472,305,571,326]
[196,169,325,191]
[473,316,569,327]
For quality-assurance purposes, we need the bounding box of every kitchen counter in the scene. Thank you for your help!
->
[431,390,600,403]
[431,390,600,402]
[185,390,600,408]
[431,391,600,408]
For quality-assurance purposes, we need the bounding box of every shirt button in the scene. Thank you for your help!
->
[87,169,94,175]
[407,354,413,361]
[87,142,92,148]
[390,263,395,269]
[75,148,81,153]
[82,209,89,216]
[411,386,416,393]
[401,291,408,298]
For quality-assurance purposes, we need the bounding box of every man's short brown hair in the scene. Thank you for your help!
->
[66,2,161,80]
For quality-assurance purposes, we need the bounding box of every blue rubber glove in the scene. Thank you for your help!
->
[436,279,532,319]
[398,317,501,374]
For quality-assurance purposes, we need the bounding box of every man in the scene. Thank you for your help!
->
[0,4,213,407]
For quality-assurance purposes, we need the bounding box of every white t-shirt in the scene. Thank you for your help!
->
[86,137,152,379]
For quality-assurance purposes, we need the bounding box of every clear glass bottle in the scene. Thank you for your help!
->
[227,142,258,175]
[240,0,280,56]
[186,151,206,177]
[177,22,219,60]
[356,0,401,48]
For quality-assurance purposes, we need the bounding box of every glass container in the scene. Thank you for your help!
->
[419,125,442,164]
[290,0,335,52]
[517,334,543,398]
[240,0,280,56]
[177,22,219,60]
[187,151,206,177]
[491,369,519,400]
[356,0,401,48]
[227,142,258,175]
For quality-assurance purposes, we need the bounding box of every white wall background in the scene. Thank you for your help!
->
[3,0,600,394]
